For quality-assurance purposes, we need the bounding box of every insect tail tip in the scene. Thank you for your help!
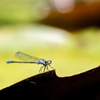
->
[7,60,12,63]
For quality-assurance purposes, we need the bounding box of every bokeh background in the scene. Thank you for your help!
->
[0,0,100,90]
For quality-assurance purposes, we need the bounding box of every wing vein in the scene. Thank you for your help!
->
[15,51,40,62]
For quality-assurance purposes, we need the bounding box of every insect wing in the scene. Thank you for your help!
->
[15,51,40,62]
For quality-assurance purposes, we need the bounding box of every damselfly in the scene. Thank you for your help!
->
[7,51,54,72]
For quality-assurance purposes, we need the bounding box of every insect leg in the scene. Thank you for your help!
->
[46,65,50,71]
[39,65,44,73]
[43,65,46,72]
[49,65,54,69]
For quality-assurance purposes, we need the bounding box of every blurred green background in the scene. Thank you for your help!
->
[0,0,100,90]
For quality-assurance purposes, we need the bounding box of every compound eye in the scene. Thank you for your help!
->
[47,60,52,64]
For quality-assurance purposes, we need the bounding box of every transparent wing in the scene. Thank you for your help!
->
[15,51,40,62]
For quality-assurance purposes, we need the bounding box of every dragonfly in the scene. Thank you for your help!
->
[7,51,54,72]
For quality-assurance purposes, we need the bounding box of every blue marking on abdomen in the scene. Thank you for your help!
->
[7,61,12,63]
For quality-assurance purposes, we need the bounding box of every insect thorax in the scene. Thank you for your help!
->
[39,59,46,65]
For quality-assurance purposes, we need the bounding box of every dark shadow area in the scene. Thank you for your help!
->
[0,66,100,100]
[41,2,100,31]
